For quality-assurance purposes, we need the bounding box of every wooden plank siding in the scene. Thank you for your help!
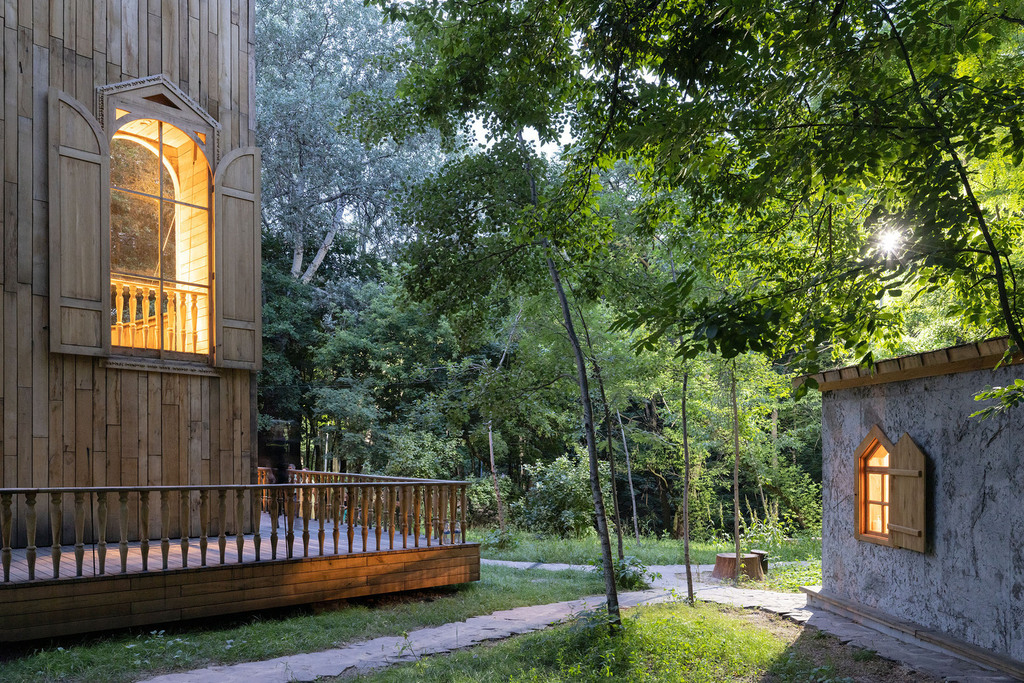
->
[0,1,258,546]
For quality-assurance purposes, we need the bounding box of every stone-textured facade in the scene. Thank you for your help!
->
[821,364,1024,661]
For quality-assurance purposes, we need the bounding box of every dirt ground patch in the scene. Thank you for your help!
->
[733,608,940,682]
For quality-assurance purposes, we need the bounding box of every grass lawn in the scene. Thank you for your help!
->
[348,601,930,683]
[748,560,823,593]
[474,529,821,566]
[0,565,605,683]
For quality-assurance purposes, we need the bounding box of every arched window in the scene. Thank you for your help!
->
[110,116,211,356]
[860,440,890,539]
[854,425,927,552]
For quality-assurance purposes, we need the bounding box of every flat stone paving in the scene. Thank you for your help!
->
[140,559,1018,683]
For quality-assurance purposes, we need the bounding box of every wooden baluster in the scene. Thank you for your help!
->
[270,490,280,560]
[144,287,154,348]
[374,486,382,551]
[140,491,151,571]
[251,488,262,561]
[425,485,432,547]
[332,487,341,554]
[346,485,355,553]
[178,291,187,352]
[218,489,228,564]
[301,485,312,557]
[115,284,125,345]
[166,291,176,352]
[199,489,210,566]
[440,486,449,545]
[50,492,62,578]
[236,489,246,563]
[449,485,458,544]
[285,485,295,559]
[160,490,170,570]
[96,492,108,575]
[460,485,467,544]
[128,284,138,347]
[1,493,11,582]
[400,486,408,549]
[74,492,86,576]
[361,487,370,553]
[180,490,190,568]
[387,486,396,550]
[413,486,421,548]
[21,493,37,580]
[317,487,325,557]
[191,292,199,353]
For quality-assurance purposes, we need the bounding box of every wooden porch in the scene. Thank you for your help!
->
[0,473,480,642]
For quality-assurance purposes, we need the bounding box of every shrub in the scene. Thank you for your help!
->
[511,455,608,538]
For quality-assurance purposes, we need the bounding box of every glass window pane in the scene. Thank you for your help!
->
[868,473,883,501]
[172,205,209,285]
[111,136,161,196]
[161,124,209,208]
[866,445,889,467]
[111,190,160,277]
[160,201,177,281]
[882,474,889,504]
[883,505,889,534]
[868,504,884,534]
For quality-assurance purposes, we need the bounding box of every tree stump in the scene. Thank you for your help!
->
[711,553,765,581]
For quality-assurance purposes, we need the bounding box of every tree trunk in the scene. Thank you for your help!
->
[681,374,694,604]
[488,421,506,532]
[544,245,620,629]
[616,410,641,542]
[592,362,624,559]
[731,369,741,583]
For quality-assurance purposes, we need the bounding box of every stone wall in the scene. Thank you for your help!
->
[821,365,1024,661]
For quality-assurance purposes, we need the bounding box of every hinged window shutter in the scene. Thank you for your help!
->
[889,433,927,552]
[213,147,261,370]
[48,89,111,356]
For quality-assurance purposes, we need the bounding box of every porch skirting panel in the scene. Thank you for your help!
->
[0,543,480,642]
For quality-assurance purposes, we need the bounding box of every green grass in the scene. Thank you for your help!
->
[0,565,606,683]
[474,529,821,566]
[351,601,790,683]
[750,560,823,593]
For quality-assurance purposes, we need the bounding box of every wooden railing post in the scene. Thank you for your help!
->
[251,487,262,562]
[119,491,131,573]
[425,485,432,547]
[374,486,382,552]
[317,486,326,557]
[388,486,396,550]
[361,487,370,553]
[1,493,12,582]
[414,485,421,548]
[199,489,210,566]
[270,489,280,561]
[331,486,341,554]
[461,485,467,544]
[50,492,63,578]
[346,484,355,554]
[285,485,295,560]
[97,492,108,575]
[301,484,312,558]
[25,493,37,580]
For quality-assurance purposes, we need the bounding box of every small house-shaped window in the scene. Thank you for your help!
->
[110,117,211,356]
[854,425,927,552]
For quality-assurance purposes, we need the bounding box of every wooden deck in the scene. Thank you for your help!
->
[0,478,479,642]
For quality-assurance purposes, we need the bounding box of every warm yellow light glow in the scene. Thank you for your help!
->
[110,119,211,356]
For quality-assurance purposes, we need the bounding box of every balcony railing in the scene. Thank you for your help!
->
[110,274,209,354]
[0,476,469,584]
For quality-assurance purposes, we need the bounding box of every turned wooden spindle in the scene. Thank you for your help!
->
[140,490,151,571]
[460,486,468,544]
[285,487,295,559]
[1,493,12,582]
[236,489,246,563]
[166,291,176,351]
[414,486,421,548]
[346,485,355,553]
[301,486,311,557]
[96,492,108,575]
[251,488,262,562]
[218,489,228,564]
[199,489,210,566]
[23,493,37,580]
[50,492,63,579]
[160,490,170,570]
[74,492,86,576]
[178,291,187,351]
[180,490,191,568]
[388,486,396,550]
[270,491,280,561]
[190,293,199,353]
[317,487,326,557]
[374,486,382,552]
[118,491,130,572]
[115,285,125,345]
[331,487,341,554]
[361,487,370,553]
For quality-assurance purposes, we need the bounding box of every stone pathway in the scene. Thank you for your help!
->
[141,559,1018,683]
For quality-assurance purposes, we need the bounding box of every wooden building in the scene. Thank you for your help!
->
[801,339,1024,679]
[0,2,478,641]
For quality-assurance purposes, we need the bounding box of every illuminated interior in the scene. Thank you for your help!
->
[110,116,211,355]
[862,442,890,536]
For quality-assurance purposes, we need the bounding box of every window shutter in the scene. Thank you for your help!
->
[889,433,927,553]
[213,147,261,370]
[48,89,111,356]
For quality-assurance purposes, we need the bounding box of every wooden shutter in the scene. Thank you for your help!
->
[48,89,111,356]
[213,147,262,370]
[888,432,927,553]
